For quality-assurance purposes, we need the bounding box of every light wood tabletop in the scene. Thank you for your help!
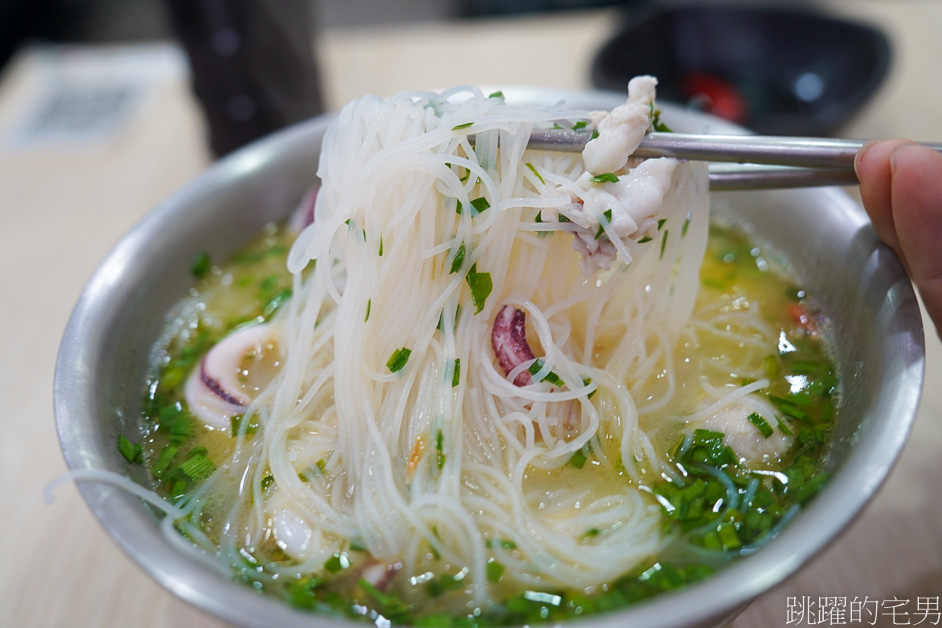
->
[1,1,939,626]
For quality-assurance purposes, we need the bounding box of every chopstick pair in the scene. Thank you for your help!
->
[525,130,942,191]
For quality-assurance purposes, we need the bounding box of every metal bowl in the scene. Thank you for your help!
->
[54,88,924,628]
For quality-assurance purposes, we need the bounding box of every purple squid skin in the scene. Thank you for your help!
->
[491,305,535,386]
[200,358,248,408]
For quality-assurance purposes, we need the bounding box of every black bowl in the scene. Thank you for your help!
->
[591,3,891,136]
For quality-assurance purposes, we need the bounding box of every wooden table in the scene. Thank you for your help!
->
[1,1,938,626]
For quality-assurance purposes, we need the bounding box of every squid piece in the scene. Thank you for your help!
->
[267,490,333,564]
[360,561,399,591]
[183,323,276,429]
[491,305,535,386]
[693,396,794,465]
[582,75,659,175]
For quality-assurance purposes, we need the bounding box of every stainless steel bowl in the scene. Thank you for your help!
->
[54,88,925,628]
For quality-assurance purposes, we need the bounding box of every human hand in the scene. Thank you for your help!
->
[855,140,942,338]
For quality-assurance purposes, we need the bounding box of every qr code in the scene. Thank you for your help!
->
[13,82,142,143]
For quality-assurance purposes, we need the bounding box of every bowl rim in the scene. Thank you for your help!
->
[54,86,925,628]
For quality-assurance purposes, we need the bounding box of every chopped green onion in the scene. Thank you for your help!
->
[449,242,466,274]
[471,197,490,213]
[659,229,669,259]
[261,474,275,491]
[465,264,493,314]
[452,122,473,130]
[191,251,212,278]
[486,560,505,582]
[572,120,588,130]
[387,347,412,373]
[525,162,545,184]
[456,197,490,215]
[365,298,371,322]
[568,449,588,469]
[151,444,179,477]
[117,434,142,464]
[650,102,672,132]
[747,412,774,438]
[378,234,383,256]
[657,218,667,230]
[488,91,504,99]
[178,451,216,481]
[528,358,565,387]
[229,413,258,436]
[452,358,461,388]
[590,173,619,184]
[324,553,350,573]
[486,538,518,550]
[436,429,446,470]
[263,288,292,317]
[594,208,613,241]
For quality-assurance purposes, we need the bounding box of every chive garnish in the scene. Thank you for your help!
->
[594,208,613,241]
[436,430,446,470]
[191,251,212,278]
[387,347,412,373]
[487,560,505,582]
[178,451,216,481]
[525,162,545,184]
[471,197,490,213]
[590,173,619,184]
[456,198,488,215]
[568,449,588,469]
[324,553,350,573]
[528,358,564,387]
[449,242,466,274]
[465,264,492,314]
[747,412,774,438]
[117,435,142,464]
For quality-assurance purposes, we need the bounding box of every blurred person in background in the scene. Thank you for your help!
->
[162,0,324,156]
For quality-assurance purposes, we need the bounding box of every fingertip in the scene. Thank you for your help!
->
[889,141,942,176]
[854,139,881,178]
[856,140,908,250]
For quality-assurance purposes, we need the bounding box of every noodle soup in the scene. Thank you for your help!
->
[128,86,835,625]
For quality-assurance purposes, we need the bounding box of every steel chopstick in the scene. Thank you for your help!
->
[526,130,942,170]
